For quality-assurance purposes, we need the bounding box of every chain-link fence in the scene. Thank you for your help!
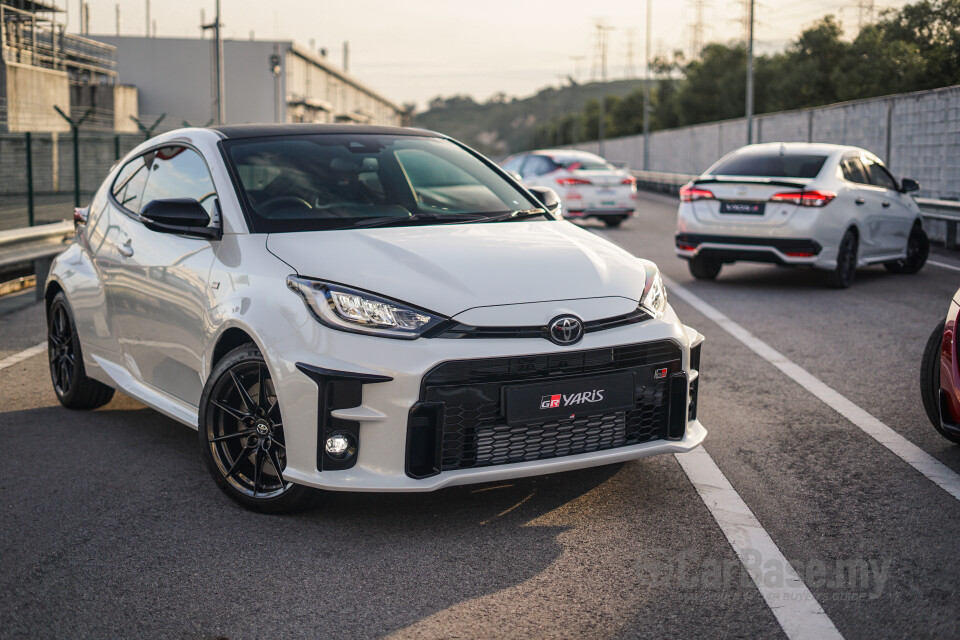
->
[0,126,180,231]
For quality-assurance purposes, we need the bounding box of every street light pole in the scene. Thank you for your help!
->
[746,0,755,144]
[202,1,226,125]
[642,0,652,170]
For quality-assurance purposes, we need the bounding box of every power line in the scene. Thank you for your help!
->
[624,28,637,79]
[688,0,710,59]
[855,0,876,28]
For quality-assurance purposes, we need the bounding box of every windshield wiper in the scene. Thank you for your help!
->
[470,208,549,224]
[350,212,485,229]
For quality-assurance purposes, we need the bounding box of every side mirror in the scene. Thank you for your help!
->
[527,186,562,215]
[900,178,920,193]
[141,198,220,239]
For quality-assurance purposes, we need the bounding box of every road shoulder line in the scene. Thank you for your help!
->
[667,278,960,502]
[0,342,46,373]
[676,448,844,640]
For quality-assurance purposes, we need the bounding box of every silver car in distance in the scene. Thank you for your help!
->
[676,143,929,287]
[46,124,705,513]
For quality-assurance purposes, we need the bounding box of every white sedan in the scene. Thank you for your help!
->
[675,142,929,287]
[45,124,704,513]
[502,150,638,227]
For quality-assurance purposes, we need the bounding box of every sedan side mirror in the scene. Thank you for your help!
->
[900,178,920,193]
[141,198,221,239]
[527,186,562,215]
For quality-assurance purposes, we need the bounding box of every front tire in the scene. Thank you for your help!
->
[885,225,929,274]
[921,320,960,443]
[829,230,858,289]
[47,292,114,410]
[199,343,320,513]
[689,256,722,280]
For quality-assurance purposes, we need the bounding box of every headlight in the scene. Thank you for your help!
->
[640,268,668,317]
[286,276,446,339]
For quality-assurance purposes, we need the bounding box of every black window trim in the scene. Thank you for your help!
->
[108,141,224,235]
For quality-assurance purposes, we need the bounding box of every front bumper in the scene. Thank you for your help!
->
[265,307,705,492]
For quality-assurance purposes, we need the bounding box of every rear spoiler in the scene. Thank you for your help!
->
[693,177,809,189]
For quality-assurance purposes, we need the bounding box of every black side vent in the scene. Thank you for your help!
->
[690,342,702,372]
[667,372,688,440]
[295,363,392,472]
[406,403,443,479]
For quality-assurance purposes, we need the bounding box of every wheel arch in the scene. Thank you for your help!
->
[206,322,274,384]
[44,277,64,312]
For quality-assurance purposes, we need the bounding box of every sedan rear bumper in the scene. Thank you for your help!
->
[675,233,822,265]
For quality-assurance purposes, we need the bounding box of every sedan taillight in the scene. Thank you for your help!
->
[679,185,715,202]
[557,177,592,186]
[621,176,637,186]
[769,190,836,207]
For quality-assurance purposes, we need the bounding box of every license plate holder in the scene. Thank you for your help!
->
[502,373,635,425]
[720,201,765,215]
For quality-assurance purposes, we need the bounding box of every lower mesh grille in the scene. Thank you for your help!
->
[408,341,683,477]
[440,383,666,470]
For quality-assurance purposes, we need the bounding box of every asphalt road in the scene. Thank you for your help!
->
[1,191,958,639]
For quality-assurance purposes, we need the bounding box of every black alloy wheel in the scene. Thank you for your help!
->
[885,225,929,274]
[47,292,114,409]
[199,344,319,513]
[830,230,858,289]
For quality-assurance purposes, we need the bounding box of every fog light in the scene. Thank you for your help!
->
[325,433,356,459]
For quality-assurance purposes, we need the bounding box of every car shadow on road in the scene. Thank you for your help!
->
[0,400,646,639]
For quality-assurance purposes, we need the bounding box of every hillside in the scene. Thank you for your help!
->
[414,79,647,158]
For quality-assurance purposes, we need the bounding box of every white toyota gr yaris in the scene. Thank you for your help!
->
[46,124,705,513]
[676,143,929,287]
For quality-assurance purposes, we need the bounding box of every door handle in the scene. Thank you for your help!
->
[855,198,865,205]
[118,238,134,257]
[882,201,891,208]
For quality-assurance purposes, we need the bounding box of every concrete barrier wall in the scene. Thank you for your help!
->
[567,85,960,201]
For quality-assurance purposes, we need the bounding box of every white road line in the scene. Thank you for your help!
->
[667,278,960,502]
[0,342,46,373]
[929,260,960,273]
[676,448,843,640]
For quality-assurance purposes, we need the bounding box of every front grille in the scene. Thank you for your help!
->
[406,341,684,477]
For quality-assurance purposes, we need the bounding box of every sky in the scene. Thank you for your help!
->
[74,0,910,109]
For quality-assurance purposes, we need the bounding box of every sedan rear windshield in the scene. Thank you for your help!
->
[553,156,614,171]
[222,134,538,232]
[709,153,828,179]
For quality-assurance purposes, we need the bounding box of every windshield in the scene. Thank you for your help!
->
[222,134,539,232]
[709,153,828,179]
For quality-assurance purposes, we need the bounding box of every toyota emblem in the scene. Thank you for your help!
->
[547,315,584,345]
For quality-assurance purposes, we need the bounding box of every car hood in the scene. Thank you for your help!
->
[266,221,648,317]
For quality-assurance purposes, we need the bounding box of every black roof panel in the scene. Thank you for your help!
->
[211,123,442,140]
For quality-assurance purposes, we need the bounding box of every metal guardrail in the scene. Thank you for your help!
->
[0,220,73,300]
[631,170,960,250]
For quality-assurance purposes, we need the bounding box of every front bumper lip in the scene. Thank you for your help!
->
[281,418,707,492]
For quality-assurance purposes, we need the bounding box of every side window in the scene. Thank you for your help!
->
[863,158,898,191]
[520,156,553,178]
[501,156,525,173]
[840,157,870,185]
[111,155,151,213]
[140,146,219,220]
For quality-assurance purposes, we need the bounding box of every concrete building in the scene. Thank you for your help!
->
[0,0,137,132]
[93,35,406,129]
